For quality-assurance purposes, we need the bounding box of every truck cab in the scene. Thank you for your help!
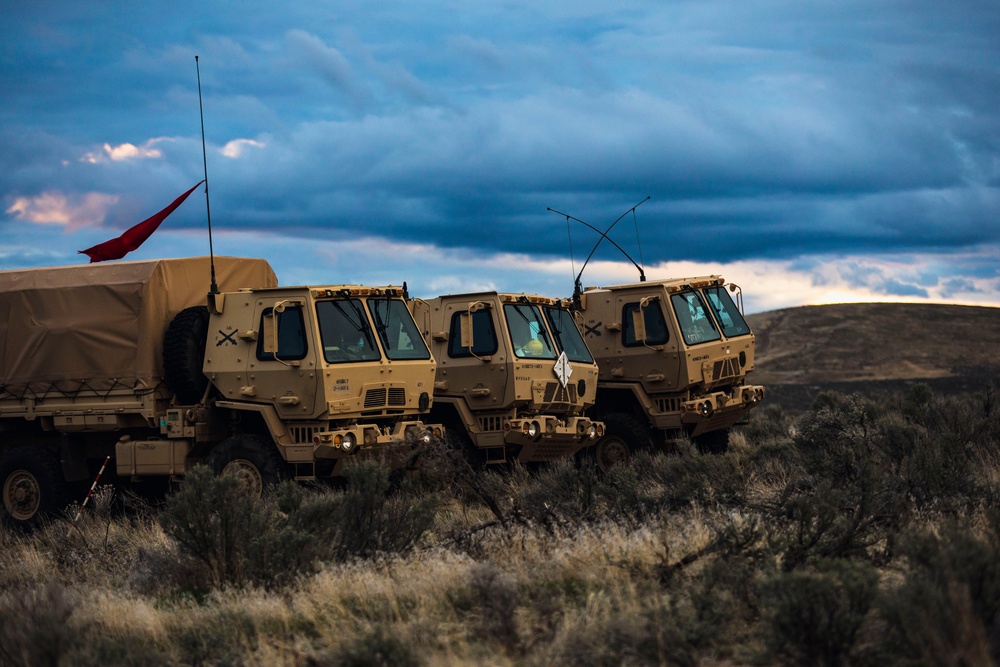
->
[410,292,603,465]
[200,284,441,479]
[576,275,764,466]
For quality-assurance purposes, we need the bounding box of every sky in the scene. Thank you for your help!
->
[2,0,999,313]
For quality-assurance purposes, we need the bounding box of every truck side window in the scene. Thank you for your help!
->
[622,301,669,346]
[449,309,498,357]
[257,306,308,361]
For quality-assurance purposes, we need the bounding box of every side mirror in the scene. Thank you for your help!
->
[263,299,295,358]
[262,311,278,355]
[631,307,647,343]
[459,312,474,350]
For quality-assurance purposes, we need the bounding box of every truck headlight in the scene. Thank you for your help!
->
[341,433,356,452]
[526,421,539,437]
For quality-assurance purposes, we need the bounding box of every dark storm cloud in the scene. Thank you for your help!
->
[1,0,998,284]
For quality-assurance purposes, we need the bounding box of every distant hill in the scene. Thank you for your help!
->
[745,303,1000,411]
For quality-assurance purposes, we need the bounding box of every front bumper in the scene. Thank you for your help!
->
[503,415,605,462]
[311,420,445,459]
[680,385,765,436]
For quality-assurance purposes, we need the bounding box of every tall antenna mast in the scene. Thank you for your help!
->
[549,196,650,307]
[195,55,219,299]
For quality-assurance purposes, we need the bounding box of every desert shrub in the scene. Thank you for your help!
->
[594,451,667,523]
[0,582,82,667]
[681,555,766,656]
[160,465,275,588]
[649,446,747,509]
[796,392,883,483]
[64,635,173,667]
[555,599,698,667]
[171,607,259,666]
[513,459,600,532]
[802,388,985,510]
[759,559,879,667]
[742,404,794,446]
[782,393,917,564]
[130,539,214,598]
[894,421,974,506]
[875,514,1000,665]
[522,570,599,651]
[901,382,934,423]
[325,461,440,560]
[461,562,521,651]
[771,479,900,569]
[320,624,422,667]
[160,462,440,590]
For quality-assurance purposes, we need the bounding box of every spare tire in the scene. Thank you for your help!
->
[163,305,210,404]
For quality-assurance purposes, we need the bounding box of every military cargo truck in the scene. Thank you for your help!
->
[409,292,604,466]
[0,256,442,526]
[575,276,764,468]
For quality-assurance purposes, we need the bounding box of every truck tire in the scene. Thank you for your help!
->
[694,428,730,455]
[208,434,286,498]
[0,447,67,528]
[163,305,210,404]
[593,412,652,473]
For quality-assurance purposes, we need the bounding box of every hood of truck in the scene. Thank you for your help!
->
[322,359,436,419]
[513,355,600,413]
[682,334,756,392]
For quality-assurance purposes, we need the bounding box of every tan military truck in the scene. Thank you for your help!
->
[409,292,604,466]
[0,256,442,527]
[575,276,765,468]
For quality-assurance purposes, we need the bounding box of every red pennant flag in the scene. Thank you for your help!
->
[78,180,205,263]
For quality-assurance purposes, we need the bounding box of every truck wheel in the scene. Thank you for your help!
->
[208,435,286,498]
[164,306,210,404]
[594,413,651,473]
[694,428,730,455]
[0,447,67,528]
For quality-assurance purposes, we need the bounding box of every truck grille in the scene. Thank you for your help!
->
[655,397,682,414]
[711,358,741,381]
[388,388,406,405]
[363,387,407,408]
[542,382,578,404]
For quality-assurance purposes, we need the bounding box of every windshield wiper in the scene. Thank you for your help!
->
[332,299,376,349]
[370,299,391,340]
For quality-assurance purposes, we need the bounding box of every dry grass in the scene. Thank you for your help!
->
[2,385,1000,665]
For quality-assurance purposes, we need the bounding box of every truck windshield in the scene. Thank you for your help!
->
[703,287,751,338]
[670,291,722,345]
[316,299,381,363]
[503,303,557,360]
[543,306,594,363]
[367,298,431,360]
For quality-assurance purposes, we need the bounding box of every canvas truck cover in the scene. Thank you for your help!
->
[0,256,277,398]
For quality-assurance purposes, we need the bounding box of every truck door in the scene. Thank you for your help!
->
[616,294,682,390]
[248,299,319,417]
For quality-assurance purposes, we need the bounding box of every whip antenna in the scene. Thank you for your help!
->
[565,214,576,285]
[196,55,219,298]
[548,196,650,307]
[633,206,645,272]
